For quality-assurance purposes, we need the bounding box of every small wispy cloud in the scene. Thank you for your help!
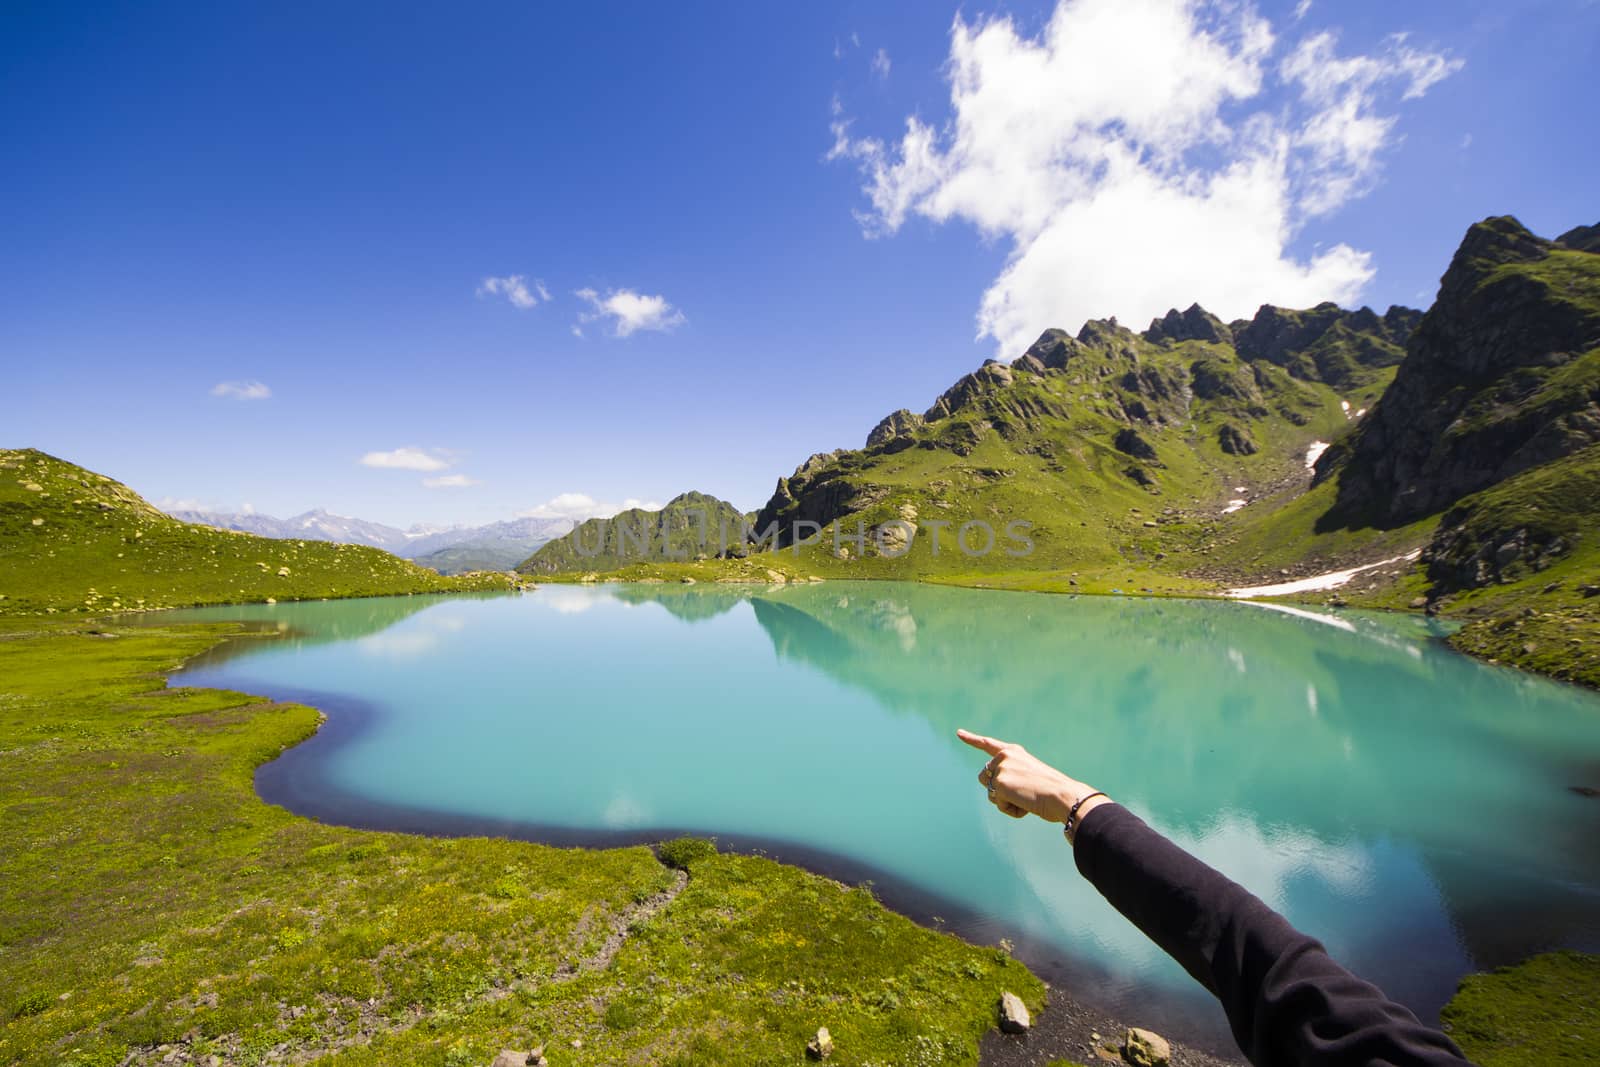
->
[518,492,664,521]
[1294,0,1312,19]
[422,473,481,489]
[211,380,271,400]
[476,274,549,309]
[359,447,453,472]
[574,288,685,338]
[871,48,892,79]
[157,496,216,513]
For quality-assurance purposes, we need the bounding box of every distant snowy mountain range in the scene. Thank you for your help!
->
[166,507,574,573]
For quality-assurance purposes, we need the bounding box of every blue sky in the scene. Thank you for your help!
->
[5,1,1596,528]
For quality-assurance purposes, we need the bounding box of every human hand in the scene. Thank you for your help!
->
[957,729,1110,834]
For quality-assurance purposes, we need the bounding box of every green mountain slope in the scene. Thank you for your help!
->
[1319,216,1600,527]
[518,492,745,575]
[0,449,513,614]
[738,297,1413,586]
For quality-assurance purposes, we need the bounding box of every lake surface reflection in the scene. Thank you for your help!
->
[162,584,1600,1049]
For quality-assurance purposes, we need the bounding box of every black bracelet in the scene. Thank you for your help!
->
[1062,791,1108,840]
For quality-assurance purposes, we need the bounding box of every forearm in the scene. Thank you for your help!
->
[1071,804,1471,1067]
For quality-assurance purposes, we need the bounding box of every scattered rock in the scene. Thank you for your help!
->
[679,576,696,584]
[999,991,1032,1034]
[1409,596,1429,609]
[490,1051,536,1067]
[1114,428,1158,461]
[806,1026,834,1060]
[1217,422,1258,455]
[1124,465,1155,487]
[1122,1027,1171,1067]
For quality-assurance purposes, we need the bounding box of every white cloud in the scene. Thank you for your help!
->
[518,492,666,521]
[359,447,453,472]
[210,380,271,400]
[1293,0,1312,19]
[422,473,481,489]
[574,287,686,338]
[157,496,216,513]
[871,48,892,79]
[476,274,548,309]
[828,0,1460,356]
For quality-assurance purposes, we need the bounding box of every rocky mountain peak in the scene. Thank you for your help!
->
[1017,328,1082,372]
[1143,303,1232,346]
[1557,222,1600,253]
[866,409,925,451]
[1322,216,1600,525]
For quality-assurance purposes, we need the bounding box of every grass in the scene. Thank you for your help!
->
[1442,951,1600,1066]
[0,616,1043,1066]
[0,449,513,615]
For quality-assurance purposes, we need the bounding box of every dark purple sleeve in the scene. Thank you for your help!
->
[1072,804,1474,1066]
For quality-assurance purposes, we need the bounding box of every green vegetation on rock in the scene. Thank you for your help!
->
[0,449,513,614]
[520,492,745,575]
[1442,951,1600,1066]
[0,616,1042,1065]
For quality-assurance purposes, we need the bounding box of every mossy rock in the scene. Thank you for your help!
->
[1442,951,1600,1065]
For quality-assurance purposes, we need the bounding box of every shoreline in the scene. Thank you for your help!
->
[166,621,1249,1061]
[534,558,1600,692]
[39,582,1593,1061]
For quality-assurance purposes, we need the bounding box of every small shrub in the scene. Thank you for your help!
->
[274,926,308,950]
[657,836,717,871]
[12,990,52,1018]
[603,996,641,1030]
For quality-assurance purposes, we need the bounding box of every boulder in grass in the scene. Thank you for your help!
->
[806,1026,834,1060]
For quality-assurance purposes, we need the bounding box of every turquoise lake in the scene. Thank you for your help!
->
[162,583,1600,1049]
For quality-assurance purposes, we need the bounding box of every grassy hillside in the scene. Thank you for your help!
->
[0,616,1043,1066]
[1358,445,1600,687]
[0,449,513,614]
[520,492,745,575]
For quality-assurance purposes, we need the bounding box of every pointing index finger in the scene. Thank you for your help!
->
[957,728,1006,756]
